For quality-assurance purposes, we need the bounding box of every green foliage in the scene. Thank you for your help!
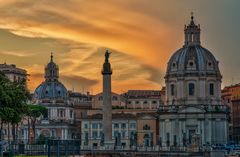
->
[35,134,52,144]
[26,104,47,141]
[0,72,29,132]
[112,106,125,109]
[26,105,48,118]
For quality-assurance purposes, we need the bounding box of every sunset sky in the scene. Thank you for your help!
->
[0,0,239,94]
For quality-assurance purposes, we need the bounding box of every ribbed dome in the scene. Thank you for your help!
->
[165,15,221,79]
[165,45,221,78]
[34,81,68,99]
[34,53,68,100]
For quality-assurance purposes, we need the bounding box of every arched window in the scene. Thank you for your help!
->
[188,83,195,96]
[209,83,214,96]
[171,84,175,96]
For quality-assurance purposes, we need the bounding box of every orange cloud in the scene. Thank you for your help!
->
[0,0,187,93]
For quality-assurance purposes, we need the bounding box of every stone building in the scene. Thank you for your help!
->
[123,88,165,110]
[68,90,92,139]
[136,113,159,147]
[158,15,229,147]
[92,88,165,110]
[0,62,28,82]
[81,113,136,148]
[222,83,240,142]
[232,98,240,143]
[81,112,158,149]
[21,54,79,141]
[92,92,125,109]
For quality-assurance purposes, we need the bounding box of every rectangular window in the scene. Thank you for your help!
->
[92,123,98,129]
[174,135,177,146]
[171,84,175,96]
[100,131,103,138]
[21,129,24,137]
[114,131,119,137]
[84,123,88,129]
[122,131,126,138]
[188,83,195,96]
[84,132,89,145]
[210,83,214,96]
[130,123,136,129]
[121,123,126,129]
[114,123,119,128]
[166,133,170,147]
[99,123,102,129]
[92,131,98,138]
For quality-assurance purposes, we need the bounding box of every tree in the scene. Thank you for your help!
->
[0,72,29,143]
[26,104,47,142]
[0,73,13,142]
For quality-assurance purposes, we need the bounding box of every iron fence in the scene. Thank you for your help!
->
[1,140,209,157]
[3,139,81,157]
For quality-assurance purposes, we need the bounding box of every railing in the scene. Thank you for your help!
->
[158,104,230,113]
[2,140,223,157]
[3,139,81,157]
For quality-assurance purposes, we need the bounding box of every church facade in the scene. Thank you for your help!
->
[158,15,229,147]
[22,54,79,141]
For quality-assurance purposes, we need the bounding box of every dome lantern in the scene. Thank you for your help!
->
[44,53,59,82]
[184,13,201,46]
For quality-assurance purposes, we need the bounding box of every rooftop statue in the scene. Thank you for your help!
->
[105,50,111,63]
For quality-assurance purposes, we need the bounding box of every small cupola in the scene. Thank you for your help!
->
[184,13,201,46]
[45,53,59,81]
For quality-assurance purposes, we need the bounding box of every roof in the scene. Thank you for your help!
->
[83,112,158,120]
[166,45,221,78]
[123,90,162,99]
[0,63,27,76]
[84,113,137,120]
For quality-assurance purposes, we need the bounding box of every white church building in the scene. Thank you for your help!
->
[158,15,229,147]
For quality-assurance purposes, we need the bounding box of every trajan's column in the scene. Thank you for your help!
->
[102,50,113,147]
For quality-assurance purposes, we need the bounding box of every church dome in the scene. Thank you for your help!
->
[34,81,68,99]
[34,54,68,100]
[166,45,221,78]
[165,14,222,106]
[165,15,221,79]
